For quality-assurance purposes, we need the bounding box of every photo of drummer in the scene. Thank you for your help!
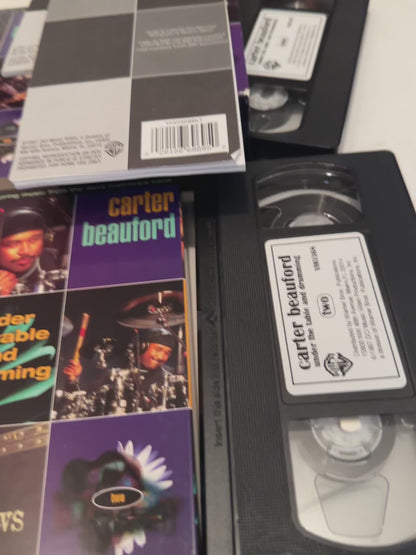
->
[0,197,73,296]
[53,283,189,420]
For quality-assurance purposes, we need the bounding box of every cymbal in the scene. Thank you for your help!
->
[118,290,185,329]
[62,316,74,337]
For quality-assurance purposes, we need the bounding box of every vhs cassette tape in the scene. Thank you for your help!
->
[196,151,416,554]
[240,0,368,156]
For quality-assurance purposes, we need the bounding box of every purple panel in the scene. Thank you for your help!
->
[0,109,21,178]
[230,22,249,95]
[68,183,184,289]
[41,410,197,554]
[0,107,21,128]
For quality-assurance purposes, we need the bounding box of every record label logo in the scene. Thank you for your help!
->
[104,141,123,157]
[324,352,353,377]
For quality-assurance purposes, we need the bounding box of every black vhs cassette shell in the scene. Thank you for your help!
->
[240,0,369,157]
[196,151,416,554]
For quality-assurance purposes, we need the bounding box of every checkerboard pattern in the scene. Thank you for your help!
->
[10,0,243,187]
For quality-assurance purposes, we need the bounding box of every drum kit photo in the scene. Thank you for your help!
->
[53,290,188,420]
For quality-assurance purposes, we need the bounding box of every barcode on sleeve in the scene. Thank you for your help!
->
[141,114,229,159]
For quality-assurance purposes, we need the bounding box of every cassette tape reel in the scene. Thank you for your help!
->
[256,162,362,229]
[289,415,416,548]
[249,82,305,135]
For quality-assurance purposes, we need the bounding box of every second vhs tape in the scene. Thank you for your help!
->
[241,0,368,157]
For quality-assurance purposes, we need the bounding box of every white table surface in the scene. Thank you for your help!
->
[339,0,416,210]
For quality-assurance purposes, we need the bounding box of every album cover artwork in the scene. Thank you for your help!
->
[0,422,49,554]
[68,183,183,289]
[0,74,29,110]
[53,280,189,421]
[1,0,49,78]
[0,7,30,179]
[40,412,197,555]
[0,178,198,554]
[0,108,21,177]
[0,292,63,424]
[0,8,24,63]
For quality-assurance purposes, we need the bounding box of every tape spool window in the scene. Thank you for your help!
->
[288,414,416,548]
[249,82,307,135]
[255,162,362,229]
[245,1,334,135]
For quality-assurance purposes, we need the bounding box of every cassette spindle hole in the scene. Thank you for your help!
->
[310,415,383,463]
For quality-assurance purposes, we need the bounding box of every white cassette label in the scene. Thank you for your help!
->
[265,232,407,396]
[245,9,327,81]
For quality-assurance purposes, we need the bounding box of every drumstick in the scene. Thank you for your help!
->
[73,313,90,362]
